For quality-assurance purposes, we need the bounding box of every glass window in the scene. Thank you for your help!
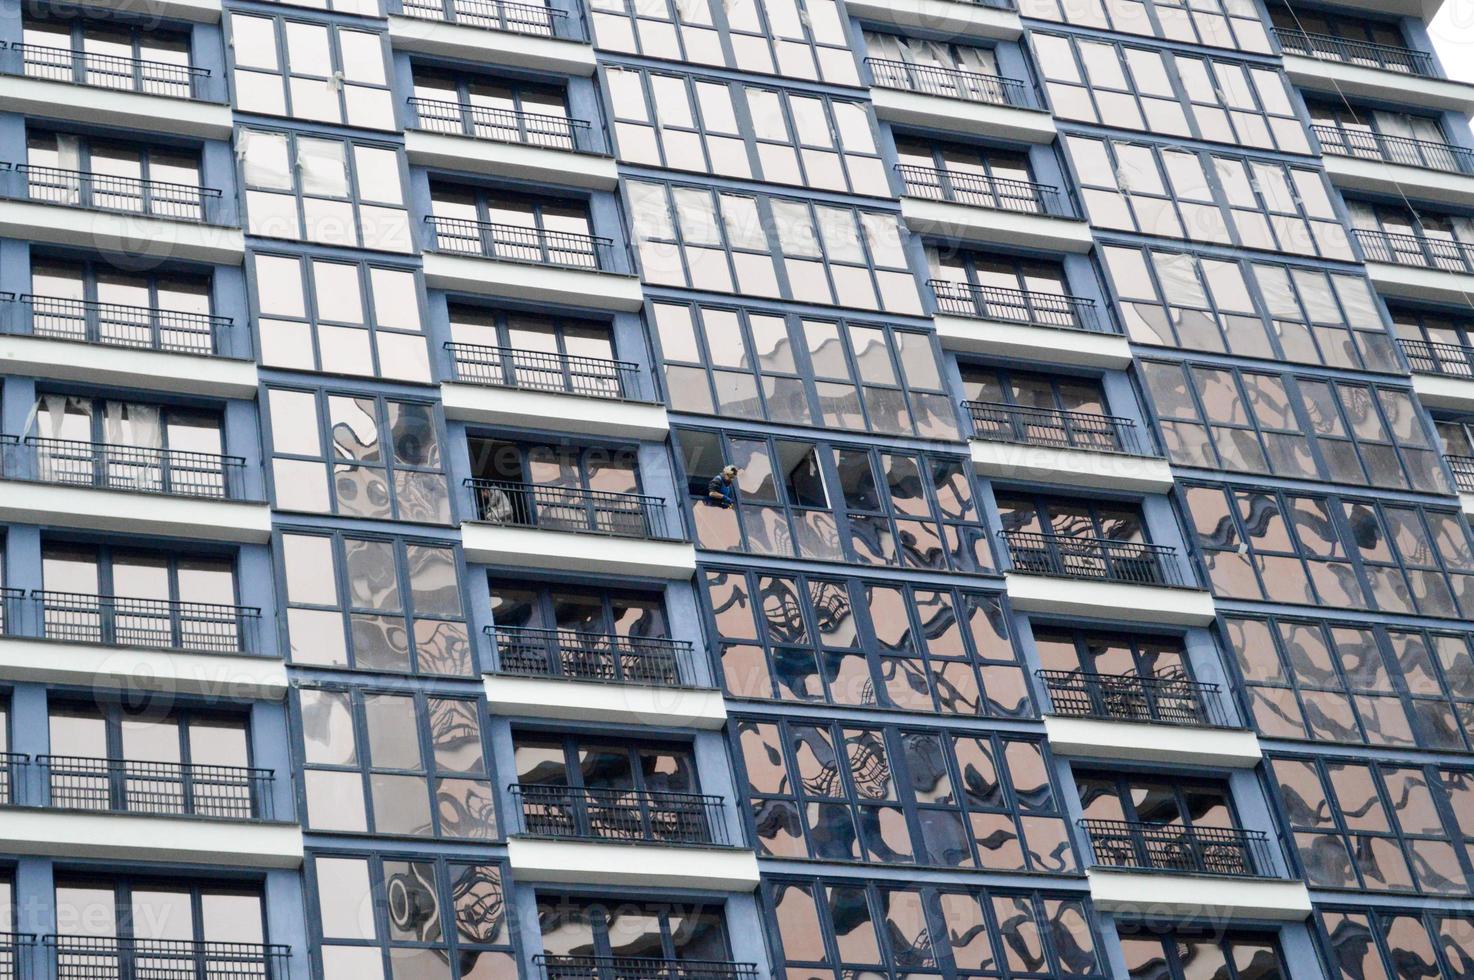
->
[1316,907,1474,980]
[1019,0,1270,53]
[229,14,392,128]
[1118,932,1286,980]
[55,878,263,945]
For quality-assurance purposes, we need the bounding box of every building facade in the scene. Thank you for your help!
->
[0,0,1469,974]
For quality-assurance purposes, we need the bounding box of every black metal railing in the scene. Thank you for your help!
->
[445,342,639,400]
[1272,27,1435,76]
[487,625,697,686]
[29,590,260,655]
[0,163,227,225]
[45,935,289,980]
[1079,818,1277,878]
[511,784,728,845]
[13,436,247,500]
[1445,454,1474,493]
[0,933,31,980]
[998,530,1191,587]
[1036,669,1233,727]
[0,588,20,639]
[897,163,1072,217]
[1398,338,1474,377]
[0,753,28,806]
[35,756,274,820]
[1310,124,1474,175]
[964,401,1156,456]
[467,478,677,539]
[0,41,221,101]
[1352,227,1474,275]
[864,57,1036,108]
[12,294,230,357]
[425,215,619,271]
[928,279,1107,333]
[536,956,759,980]
[409,97,604,154]
[399,0,586,40]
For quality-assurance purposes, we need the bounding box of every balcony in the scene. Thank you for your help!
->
[865,58,1054,143]
[1352,228,1474,305]
[841,0,1021,42]
[0,294,255,397]
[45,936,291,980]
[1444,455,1474,516]
[1080,818,1310,920]
[407,98,617,189]
[1273,28,1474,113]
[389,0,595,75]
[965,401,1173,491]
[928,280,1130,367]
[896,164,1093,252]
[1398,338,1474,411]
[537,957,759,980]
[440,342,669,439]
[0,42,232,138]
[422,216,643,311]
[0,163,244,264]
[998,531,1216,625]
[1313,125,1474,205]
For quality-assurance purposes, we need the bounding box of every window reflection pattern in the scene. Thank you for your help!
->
[1315,907,1474,980]
[1019,0,1271,53]
[229,14,392,128]
[1118,932,1286,980]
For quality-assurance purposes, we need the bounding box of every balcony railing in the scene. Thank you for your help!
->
[45,935,289,980]
[896,163,1073,218]
[1036,669,1233,727]
[928,279,1107,333]
[536,956,759,980]
[425,215,620,271]
[399,0,587,40]
[1272,27,1435,77]
[0,163,228,225]
[964,401,1157,456]
[0,588,19,638]
[409,97,605,154]
[487,625,697,686]
[466,478,678,539]
[0,41,222,101]
[1445,454,1474,493]
[27,590,260,655]
[445,342,640,401]
[1352,227,1474,274]
[510,784,729,845]
[1398,338,1474,377]
[0,753,27,806]
[7,436,248,500]
[864,57,1036,109]
[998,530,1191,587]
[1310,124,1474,175]
[1079,818,1278,878]
[35,756,274,820]
[0,933,29,980]
[7,293,232,357]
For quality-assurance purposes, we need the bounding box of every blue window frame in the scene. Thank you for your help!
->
[1117,931,1287,980]
[227,12,393,129]
[1314,906,1474,980]
[1020,0,1271,53]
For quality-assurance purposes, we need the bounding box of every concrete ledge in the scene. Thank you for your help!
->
[1411,372,1474,411]
[0,334,257,397]
[0,76,233,139]
[1282,54,1474,113]
[1086,868,1312,921]
[842,0,1022,39]
[970,439,1174,492]
[1006,573,1217,626]
[441,382,669,440]
[423,252,644,312]
[0,637,287,700]
[933,314,1132,367]
[901,197,1094,253]
[871,87,1055,143]
[0,481,271,543]
[484,674,726,728]
[387,15,597,75]
[0,199,244,265]
[0,808,302,868]
[406,130,618,189]
[507,838,760,890]
[461,522,697,579]
[1363,260,1474,305]
[1321,153,1474,207]
[1043,716,1262,767]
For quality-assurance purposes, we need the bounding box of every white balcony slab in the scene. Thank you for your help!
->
[485,674,726,728]
[508,838,760,891]
[970,439,1174,492]
[387,15,596,75]
[842,0,1022,39]
[0,76,233,139]
[901,197,1094,253]
[1086,868,1312,921]
[933,314,1133,368]
[0,334,257,397]
[0,808,302,868]
[1321,152,1474,207]
[870,88,1056,143]
[0,200,244,265]
[1362,259,1474,306]
[0,481,271,544]
[1411,371,1474,411]
[1462,492,1474,517]
[64,0,222,20]
[0,636,286,699]
[1043,716,1262,768]
[1005,573,1217,626]
[1282,54,1474,114]
[422,252,644,312]
[461,522,697,579]
[441,382,669,440]
[406,130,618,189]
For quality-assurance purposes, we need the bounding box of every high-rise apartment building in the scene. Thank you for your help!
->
[0,0,1469,974]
